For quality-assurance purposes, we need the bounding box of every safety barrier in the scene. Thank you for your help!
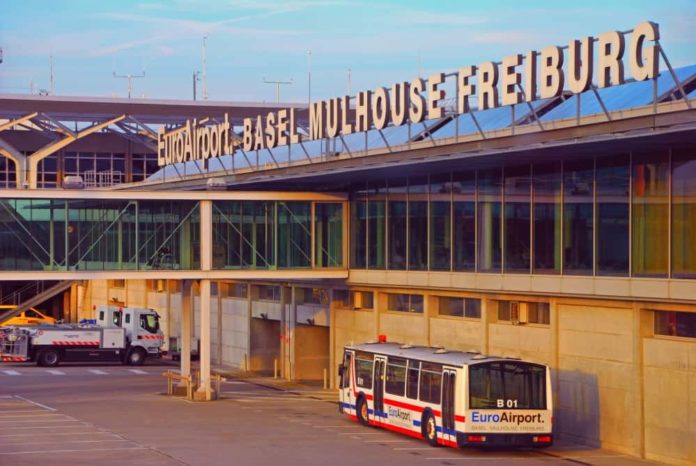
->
[162,369,226,401]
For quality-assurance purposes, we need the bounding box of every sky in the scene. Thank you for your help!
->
[0,0,694,102]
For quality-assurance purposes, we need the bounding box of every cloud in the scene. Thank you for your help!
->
[157,45,176,57]
[90,37,164,57]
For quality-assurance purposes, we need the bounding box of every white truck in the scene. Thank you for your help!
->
[0,306,163,366]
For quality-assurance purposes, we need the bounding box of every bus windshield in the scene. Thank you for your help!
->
[469,361,546,410]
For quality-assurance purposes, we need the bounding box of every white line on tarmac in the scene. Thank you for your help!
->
[45,369,66,375]
[0,424,89,431]
[5,439,131,446]
[339,432,385,436]
[13,395,57,411]
[0,418,78,424]
[0,446,149,456]
[0,413,65,419]
[88,369,108,375]
[0,432,117,439]
[128,369,147,375]
[2,370,21,376]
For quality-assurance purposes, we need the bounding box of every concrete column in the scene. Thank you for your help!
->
[180,279,192,384]
[197,279,212,400]
[217,282,223,365]
[196,199,213,400]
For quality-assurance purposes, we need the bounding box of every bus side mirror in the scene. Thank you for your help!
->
[338,364,345,377]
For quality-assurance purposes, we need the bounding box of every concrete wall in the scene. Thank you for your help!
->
[249,318,280,375]
[220,297,250,369]
[643,337,696,466]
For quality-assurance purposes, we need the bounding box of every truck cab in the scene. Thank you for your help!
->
[96,305,164,365]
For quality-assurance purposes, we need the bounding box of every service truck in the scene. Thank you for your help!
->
[0,306,163,366]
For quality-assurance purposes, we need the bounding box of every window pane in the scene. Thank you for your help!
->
[430,174,451,271]
[465,298,481,318]
[632,152,668,277]
[385,358,407,396]
[409,177,428,270]
[655,311,696,338]
[478,169,502,272]
[596,155,629,275]
[368,200,386,269]
[439,296,464,317]
[388,179,407,270]
[453,171,476,271]
[314,203,343,268]
[672,150,696,278]
[355,356,374,389]
[563,160,593,274]
[504,165,530,272]
[407,360,420,399]
[533,163,561,274]
[469,362,547,409]
[419,364,442,404]
[350,200,367,268]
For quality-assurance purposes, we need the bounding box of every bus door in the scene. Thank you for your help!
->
[441,368,457,444]
[373,356,387,424]
[339,351,353,412]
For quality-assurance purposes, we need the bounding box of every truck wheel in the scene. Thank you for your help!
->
[40,349,60,367]
[127,348,146,366]
[423,411,438,447]
[356,396,369,426]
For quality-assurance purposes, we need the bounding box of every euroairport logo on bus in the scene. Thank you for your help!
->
[471,411,544,425]
[157,21,660,167]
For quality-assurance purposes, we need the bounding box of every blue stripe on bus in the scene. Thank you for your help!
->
[340,402,356,410]
[413,420,421,427]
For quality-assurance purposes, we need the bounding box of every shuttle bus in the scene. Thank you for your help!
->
[338,340,553,448]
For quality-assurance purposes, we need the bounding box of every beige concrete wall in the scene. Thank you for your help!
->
[220,297,250,369]
[488,323,553,365]
[379,312,428,345]
[556,303,640,455]
[429,317,481,352]
[643,337,696,466]
[249,318,280,375]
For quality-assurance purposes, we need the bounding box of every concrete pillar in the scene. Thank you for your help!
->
[180,279,192,384]
[197,279,212,400]
[196,200,213,400]
[217,282,223,365]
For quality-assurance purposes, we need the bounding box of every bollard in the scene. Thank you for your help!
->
[323,368,328,390]
[274,358,278,379]
[244,353,248,372]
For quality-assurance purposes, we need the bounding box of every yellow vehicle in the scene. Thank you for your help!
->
[0,306,57,327]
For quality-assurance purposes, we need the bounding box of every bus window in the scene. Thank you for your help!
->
[385,357,407,396]
[406,360,420,399]
[355,352,374,389]
[419,362,442,404]
[341,352,352,389]
[469,361,546,409]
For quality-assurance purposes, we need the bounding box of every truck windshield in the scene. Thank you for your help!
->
[139,314,159,334]
[469,361,546,410]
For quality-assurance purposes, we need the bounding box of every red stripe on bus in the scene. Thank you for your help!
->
[438,438,458,447]
[369,419,423,440]
[455,415,466,422]
[383,398,441,417]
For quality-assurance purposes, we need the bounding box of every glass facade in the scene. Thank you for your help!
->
[0,198,344,271]
[349,149,696,279]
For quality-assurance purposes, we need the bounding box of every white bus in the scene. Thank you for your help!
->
[338,340,553,448]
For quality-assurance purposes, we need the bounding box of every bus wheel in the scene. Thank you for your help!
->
[356,397,369,426]
[40,349,60,367]
[127,348,146,366]
[423,412,438,447]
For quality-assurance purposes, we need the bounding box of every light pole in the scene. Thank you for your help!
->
[307,49,312,105]
[113,70,146,99]
[263,77,293,103]
[202,35,208,100]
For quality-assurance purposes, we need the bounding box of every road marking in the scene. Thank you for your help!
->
[0,424,89,431]
[0,432,116,439]
[5,439,131,446]
[2,370,21,376]
[45,369,66,376]
[88,369,108,375]
[128,369,147,375]
[12,395,57,412]
[339,432,385,436]
[0,446,148,456]
[3,418,79,424]
[0,413,64,419]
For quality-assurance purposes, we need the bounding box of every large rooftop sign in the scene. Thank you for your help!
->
[158,21,660,167]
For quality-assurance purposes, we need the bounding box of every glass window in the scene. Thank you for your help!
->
[596,155,629,275]
[409,176,429,271]
[387,293,424,313]
[655,311,696,338]
[350,199,367,268]
[278,202,311,268]
[504,165,531,272]
[477,169,502,272]
[341,352,352,389]
[438,296,481,318]
[139,313,160,334]
[222,283,247,298]
[388,179,407,270]
[533,163,562,274]
[367,199,386,269]
[563,160,594,274]
[355,353,374,388]
[453,171,476,271]
[385,357,407,396]
[430,174,452,271]
[314,203,343,268]
[528,302,550,325]
[407,360,420,399]
[255,285,280,301]
[419,363,442,404]
[469,362,547,409]
[632,152,669,277]
[671,150,696,278]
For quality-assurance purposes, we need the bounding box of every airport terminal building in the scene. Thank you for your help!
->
[1,22,695,465]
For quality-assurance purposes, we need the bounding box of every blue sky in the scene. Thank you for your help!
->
[0,0,694,102]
